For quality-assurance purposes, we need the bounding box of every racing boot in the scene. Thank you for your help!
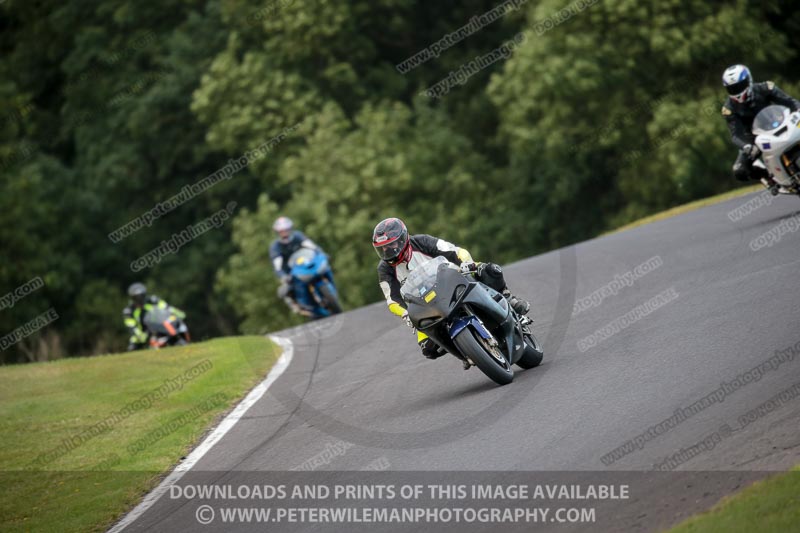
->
[761,177,780,196]
[503,290,530,315]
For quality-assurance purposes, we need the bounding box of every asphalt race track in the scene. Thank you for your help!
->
[116,191,800,532]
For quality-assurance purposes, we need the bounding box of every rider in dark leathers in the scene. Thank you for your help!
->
[269,216,327,316]
[721,64,800,194]
[122,283,186,351]
[373,218,530,366]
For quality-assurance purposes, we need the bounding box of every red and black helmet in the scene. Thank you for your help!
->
[372,218,411,265]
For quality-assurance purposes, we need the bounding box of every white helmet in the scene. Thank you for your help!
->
[272,216,294,242]
[722,64,753,103]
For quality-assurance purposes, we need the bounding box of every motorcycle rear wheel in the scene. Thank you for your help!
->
[516,331,543,369]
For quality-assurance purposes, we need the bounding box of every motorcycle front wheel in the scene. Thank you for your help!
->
[453,328,514,385]
[317,282,343,314]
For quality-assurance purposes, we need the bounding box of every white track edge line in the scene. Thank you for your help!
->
[107,335,294,532]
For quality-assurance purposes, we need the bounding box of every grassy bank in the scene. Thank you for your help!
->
[667,467,800,532]
[0,336,280,532]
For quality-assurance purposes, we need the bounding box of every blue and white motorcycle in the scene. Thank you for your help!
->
[287,248,342,319]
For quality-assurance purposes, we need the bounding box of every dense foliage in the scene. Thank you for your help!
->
[1,0,797,362]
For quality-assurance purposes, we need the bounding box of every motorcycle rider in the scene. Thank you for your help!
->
[122,282,186,351]
[721,64,800,195]
[269,216,327,316]
[373,217,530,366]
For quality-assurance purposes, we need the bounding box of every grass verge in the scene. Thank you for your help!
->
[0,336,280,533]
[606,184,762,235]
[666,466,800,532]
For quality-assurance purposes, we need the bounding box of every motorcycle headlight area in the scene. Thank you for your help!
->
[418,317,441,329]
[296,273,314,282]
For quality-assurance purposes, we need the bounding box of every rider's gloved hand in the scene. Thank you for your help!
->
[743,143,761,160]
[459,261,477,275]
[402,310,415,332]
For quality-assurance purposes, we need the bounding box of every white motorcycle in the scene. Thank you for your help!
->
[752,104,800,196]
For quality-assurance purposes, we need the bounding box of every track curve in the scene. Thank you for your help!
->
[116,191,800,532]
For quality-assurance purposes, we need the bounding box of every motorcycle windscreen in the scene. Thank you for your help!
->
[753,105,789,135]
[143,307,175,335]
[288,248,326,282]
[400,256,458,305]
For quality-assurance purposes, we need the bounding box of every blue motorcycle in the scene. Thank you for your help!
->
[287,248,342,319]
